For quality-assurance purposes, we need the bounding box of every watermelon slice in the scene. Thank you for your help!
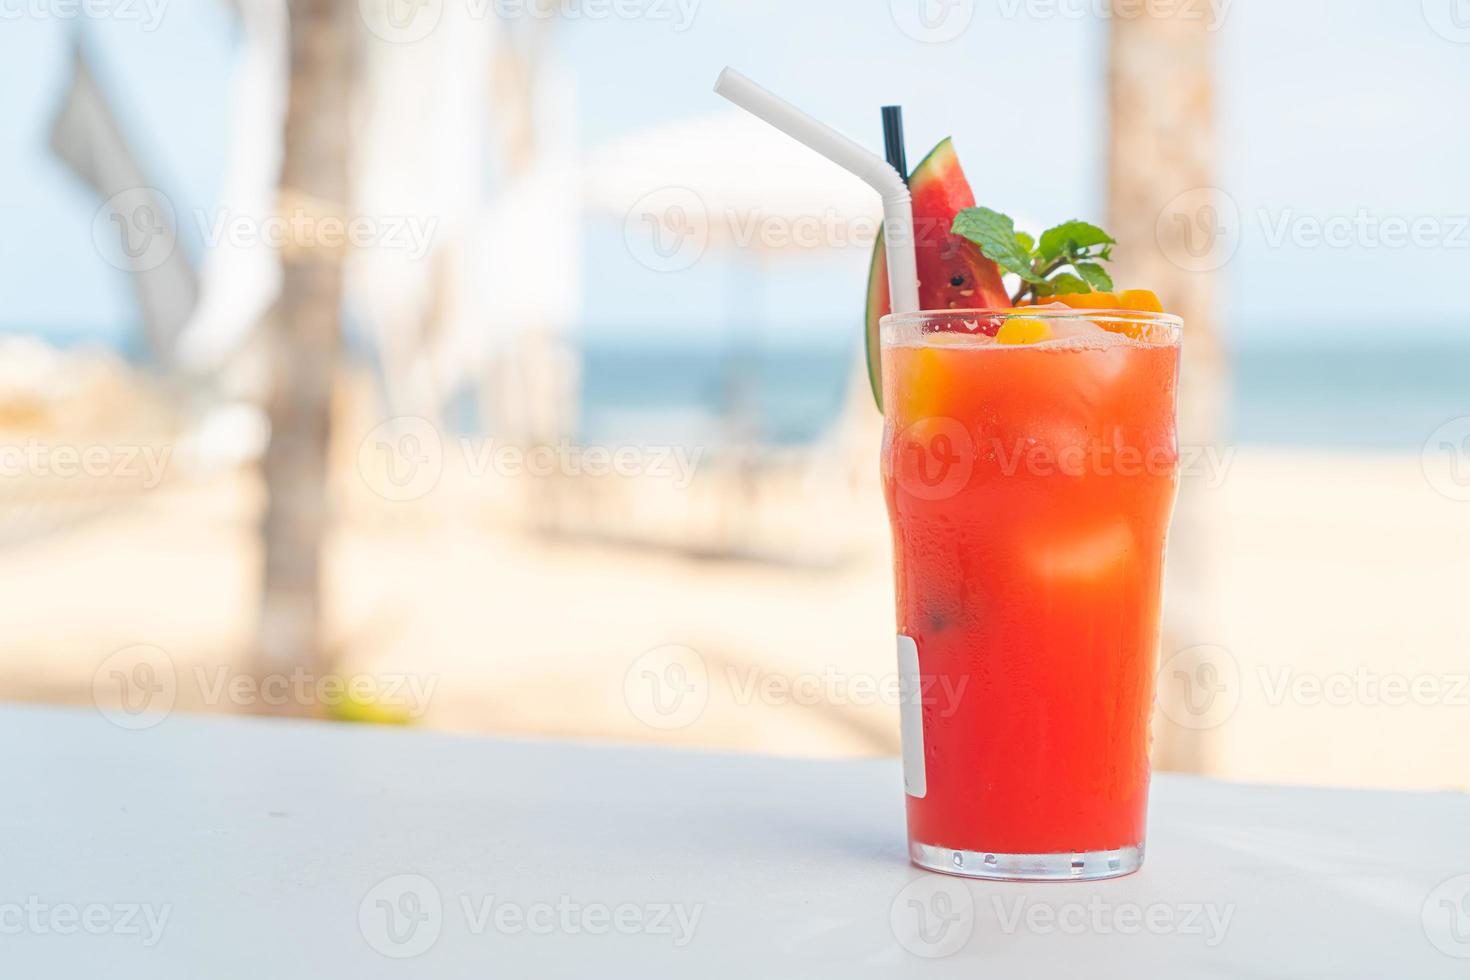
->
[864,139,1011,410]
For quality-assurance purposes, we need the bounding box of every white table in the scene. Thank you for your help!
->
[6,705,1468,977]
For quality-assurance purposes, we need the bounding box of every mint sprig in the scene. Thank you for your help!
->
[951,210,1117,305]
[1037,221,1114,264]
[949,208,1044,284]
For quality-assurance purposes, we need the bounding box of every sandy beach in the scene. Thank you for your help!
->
[3,419,1466,795]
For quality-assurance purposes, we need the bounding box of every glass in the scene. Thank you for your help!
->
[880,308,1182,880]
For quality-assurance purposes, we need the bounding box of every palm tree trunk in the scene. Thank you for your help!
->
[1108,6,1229,773]
[254,0,352,711]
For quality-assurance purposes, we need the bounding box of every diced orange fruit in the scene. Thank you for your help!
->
[1026,289,1168,340]
[902,347,949,422]
[996,317,1053,346]
[1035,291,1112,311]
[1117,289,1164,313]
[1035,289,1163,313]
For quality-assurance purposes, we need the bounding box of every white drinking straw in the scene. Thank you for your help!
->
[713,67,920,315]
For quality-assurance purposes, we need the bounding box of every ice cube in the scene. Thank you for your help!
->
[1029,521,1135,582]
[1045,317,1109,342]
[1049,319,1131,392]
[924,329,994,347]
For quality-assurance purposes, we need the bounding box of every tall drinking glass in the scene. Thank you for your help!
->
[880,308,1182,880]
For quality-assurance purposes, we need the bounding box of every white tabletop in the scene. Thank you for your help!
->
[6,705,1469,978]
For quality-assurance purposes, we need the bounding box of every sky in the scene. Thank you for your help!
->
[1,0,1467,350]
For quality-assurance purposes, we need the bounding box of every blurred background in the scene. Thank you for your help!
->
[1,0,1467,792]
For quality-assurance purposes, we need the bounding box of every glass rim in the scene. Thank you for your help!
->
[880,307,1182,346]
[880,308,1184,329]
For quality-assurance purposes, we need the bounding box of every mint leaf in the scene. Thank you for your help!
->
[974,212,1119,306]
[952,208,1044,283]
[1075,262,1113,292]
[1037,221,1116,263]
[1041,273,1091,296]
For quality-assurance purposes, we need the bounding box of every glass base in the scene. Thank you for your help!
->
[909,840,1145,881]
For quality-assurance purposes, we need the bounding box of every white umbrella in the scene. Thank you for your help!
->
[583,110,883,253]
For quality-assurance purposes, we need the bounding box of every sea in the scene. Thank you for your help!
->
[580,336,1470,453]
[11,325,1468,453]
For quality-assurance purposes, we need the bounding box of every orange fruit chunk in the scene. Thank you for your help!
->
[1026,289,1168,340]
[1118,289,1164,313]
[901,347,949,423]
[996,317,1053,346]
[1036,289,1163,313]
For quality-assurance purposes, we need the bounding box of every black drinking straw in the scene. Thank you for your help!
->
[881,105,909,185]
